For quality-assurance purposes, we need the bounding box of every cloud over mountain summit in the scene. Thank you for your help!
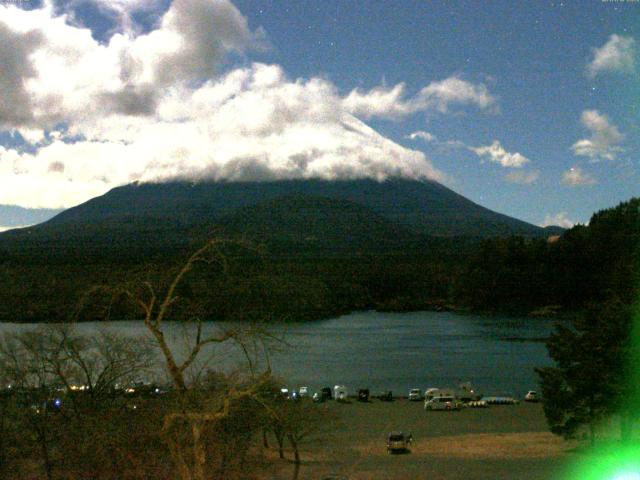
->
[0,0,505,209]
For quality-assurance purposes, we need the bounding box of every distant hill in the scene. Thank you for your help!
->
[0,205,62,230]
[0,178,552,260]
[542,225,567,236]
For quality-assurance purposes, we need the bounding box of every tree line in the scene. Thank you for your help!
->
[0,239,333,480]
[535,198,640,444]
[0,198,638,323]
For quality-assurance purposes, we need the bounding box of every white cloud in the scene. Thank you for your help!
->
[541,212,575,229]
[343,83,413,120]
[470,140,530,168]
[0,63,445,209]
[342,76,496,120]
[504,170,539,184]
[406,131,469,152]
[587,34,636,77]
[417,76,496,113]
[562,166,597,186]
[406,131,436,142]
[571,110,624,161]
[0,0,262,129]
[0,224,30,232]
[0,2,450,209]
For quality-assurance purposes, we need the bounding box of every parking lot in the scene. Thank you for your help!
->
[268,398,575,480]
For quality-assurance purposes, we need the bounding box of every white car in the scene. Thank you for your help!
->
[298,386,309,398]
[524,391,539,402]
[408,388,422,401]
[334,385,348,402]
[424,396,460,411]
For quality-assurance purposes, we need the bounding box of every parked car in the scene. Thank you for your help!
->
[424,396,460,411]
[298,386,309,398]
[387,431,412,453]
[524,391,539,402]
[357,388,370,402]
[424,387,440,400]
[312,392,324,403]
[320,387,333,401]
[334,385,348,402]
[378,390,393,401]
[408,388,422,401]
[424,387,455,401]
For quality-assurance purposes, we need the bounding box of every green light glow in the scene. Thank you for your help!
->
[561,239,640,479]
[612,473,640,480]
[562,444,640,480]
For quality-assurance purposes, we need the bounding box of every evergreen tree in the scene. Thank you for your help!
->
[537,299,634,444]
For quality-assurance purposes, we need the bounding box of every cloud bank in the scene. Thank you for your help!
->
[541,212,575,229]
[571,110,624,161]
[0,62,446,208]
[587,34,636,77]
[343,77,496,119]
[0,1,508,209]
[470,140,530,168]
[406,131,436,142]
[562,166,597,186]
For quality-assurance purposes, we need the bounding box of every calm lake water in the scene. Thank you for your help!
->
[0,311,556,397]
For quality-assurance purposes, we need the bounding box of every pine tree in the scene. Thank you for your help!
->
[536,299,633,444]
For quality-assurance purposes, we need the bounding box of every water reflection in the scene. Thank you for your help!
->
[0,311,555,396]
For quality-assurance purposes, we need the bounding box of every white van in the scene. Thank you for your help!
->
[424,395,460,411]
[424,388,455,401]
[408,388,422,401]
[333,385,348,401]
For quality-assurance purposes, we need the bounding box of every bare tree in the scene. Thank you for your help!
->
[0,325,156,480]
[102,238,282,480]
[260,390,334,480]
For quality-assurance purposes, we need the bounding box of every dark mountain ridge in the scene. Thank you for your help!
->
[18,177,547,239]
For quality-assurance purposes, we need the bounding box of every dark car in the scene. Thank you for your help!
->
[378,390,393,401]
[320,387,332,401]
[358,388,370,402]
[387,431,412,453]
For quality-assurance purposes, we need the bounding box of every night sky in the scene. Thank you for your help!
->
[0,0,638,230]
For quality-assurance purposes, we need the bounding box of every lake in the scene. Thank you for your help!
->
[0,311,556,398]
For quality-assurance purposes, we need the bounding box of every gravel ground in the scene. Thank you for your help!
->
[269,399,576,480]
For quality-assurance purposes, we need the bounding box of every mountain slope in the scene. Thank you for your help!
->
[33,177,544,236]
[217,194,424,254]
[0,177,553,262]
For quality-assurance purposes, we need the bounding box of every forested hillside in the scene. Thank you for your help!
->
[0,195,636,323]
